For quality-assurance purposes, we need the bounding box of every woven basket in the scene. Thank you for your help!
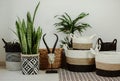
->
[65,50,95,72]
[95,52,120,77]
[39,48,63,70]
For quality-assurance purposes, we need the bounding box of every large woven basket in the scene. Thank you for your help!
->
[65,50,95,72]
[39,48,63,70]
[95,52,120,77]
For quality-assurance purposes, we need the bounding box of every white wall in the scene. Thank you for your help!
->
[0,0,120,61]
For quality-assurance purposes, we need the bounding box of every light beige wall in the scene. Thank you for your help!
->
[0,0,120,61]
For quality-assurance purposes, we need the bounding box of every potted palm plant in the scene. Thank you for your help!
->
[55,12,96,72]
[15,2,42,75]
[54,12,91,48]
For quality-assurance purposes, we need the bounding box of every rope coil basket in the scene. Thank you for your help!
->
[70,34,96,50]
[95,52,120,77]
[65,49,95,72]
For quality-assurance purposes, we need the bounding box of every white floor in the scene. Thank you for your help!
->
[0,67,59,81]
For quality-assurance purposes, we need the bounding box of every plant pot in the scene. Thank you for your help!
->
[65,50,95,72]
[21,54,39,75]
[95,52,120,77]
[6,52,21,71]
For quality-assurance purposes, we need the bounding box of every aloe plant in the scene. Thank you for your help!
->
[54,12,91,47]
[15,2,42,54]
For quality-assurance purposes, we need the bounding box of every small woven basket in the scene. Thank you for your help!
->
[39,48,63,70]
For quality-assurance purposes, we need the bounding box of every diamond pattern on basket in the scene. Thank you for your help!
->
[21,57,39,75]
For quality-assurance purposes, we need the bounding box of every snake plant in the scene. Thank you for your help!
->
[15,2,42,54]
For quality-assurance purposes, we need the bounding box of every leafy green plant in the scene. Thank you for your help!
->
[54,12,91,34]
[15,2,42,54]
[54,12,91,47]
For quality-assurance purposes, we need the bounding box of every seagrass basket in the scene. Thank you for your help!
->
[39,48,63,70]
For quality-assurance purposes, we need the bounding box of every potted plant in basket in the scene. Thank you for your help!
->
[15,2,42,75]
[2,38,21,71]
[54,12,91,69]
[54,12,91,48]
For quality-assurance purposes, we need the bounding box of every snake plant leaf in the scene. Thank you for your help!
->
[27,22,32,54]
[32,27,42,54]
[27,12,32,23]
[16,21,22,44]
[33,2,40,23]
[22,19,26,34]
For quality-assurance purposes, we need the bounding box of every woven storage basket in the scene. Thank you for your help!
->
[65,50,95,72]
[70,34,96,50]
[95,52,120,77]
[39,48,63,70]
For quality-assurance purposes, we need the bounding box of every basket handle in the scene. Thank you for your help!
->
[112,39,117,44]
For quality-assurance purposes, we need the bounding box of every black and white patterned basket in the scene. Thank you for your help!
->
[21,54,39,75]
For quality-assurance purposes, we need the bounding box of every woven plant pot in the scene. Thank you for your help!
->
[95,52,120,77]
[39,48,63,70]
[65,50,95,72]
[21,54,39,75]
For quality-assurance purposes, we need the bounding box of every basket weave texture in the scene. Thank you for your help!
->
[39,48,63,70]
[73,43,92,50]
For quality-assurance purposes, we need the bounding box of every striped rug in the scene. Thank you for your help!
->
[59,69,120,81]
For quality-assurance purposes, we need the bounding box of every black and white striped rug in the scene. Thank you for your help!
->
[59,69,120,81]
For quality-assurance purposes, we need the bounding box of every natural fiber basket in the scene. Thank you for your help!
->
[65,50,95,72]
[95,52,120,77]
[39,48,63,70]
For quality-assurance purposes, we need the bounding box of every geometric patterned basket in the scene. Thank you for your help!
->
[21,54,39,75]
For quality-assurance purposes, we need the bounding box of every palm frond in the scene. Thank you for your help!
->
[54,12,91,47]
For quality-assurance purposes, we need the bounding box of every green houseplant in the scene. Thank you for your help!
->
[15,2,42,75]
[54,12,91,48]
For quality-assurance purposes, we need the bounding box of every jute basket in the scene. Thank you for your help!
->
[39,48,63,70]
